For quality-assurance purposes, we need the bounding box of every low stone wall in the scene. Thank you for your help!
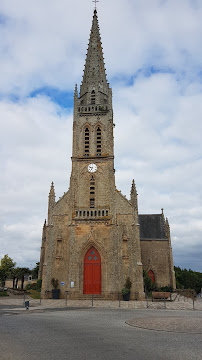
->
[5,279,38,289]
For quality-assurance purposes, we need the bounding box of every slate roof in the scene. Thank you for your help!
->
[139,214,167,240]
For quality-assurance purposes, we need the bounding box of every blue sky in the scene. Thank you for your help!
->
[0,0,202,272]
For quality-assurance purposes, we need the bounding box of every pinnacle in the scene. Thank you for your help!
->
[49,181,55,196]
[74,84,78,97]
[131,179,137,194]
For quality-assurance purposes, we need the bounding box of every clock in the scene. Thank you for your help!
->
[88,163,97,173]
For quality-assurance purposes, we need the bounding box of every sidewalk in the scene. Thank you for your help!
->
[0,294,202,312]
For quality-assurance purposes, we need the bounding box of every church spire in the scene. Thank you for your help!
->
[79,9,110,109]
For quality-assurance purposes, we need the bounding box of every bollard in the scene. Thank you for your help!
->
[193,296,195,310]
[146,293,149,309]
[65,291,68,306]
[164,297,166,309]
[40,291,42,305]
[92,294,93,307]
[119,292,121,308]
[23,290,26,306]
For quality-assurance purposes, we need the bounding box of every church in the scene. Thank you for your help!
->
[39,9,176,300]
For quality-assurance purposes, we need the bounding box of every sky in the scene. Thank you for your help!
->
[0,0,202,272]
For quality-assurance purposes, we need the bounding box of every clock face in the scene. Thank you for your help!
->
[88,163,97,173]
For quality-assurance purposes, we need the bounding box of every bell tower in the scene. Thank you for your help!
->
[70,9,115,216]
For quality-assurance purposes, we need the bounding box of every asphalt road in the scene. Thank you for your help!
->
[1,308,202,360]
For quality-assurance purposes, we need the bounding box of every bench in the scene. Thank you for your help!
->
[152,292,171,302]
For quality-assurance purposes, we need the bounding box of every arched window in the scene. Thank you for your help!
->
[84,127,90,156]
[96,126,101,156]
[90,176,95,208]
[148,270,155,283]
[91,90,95,104]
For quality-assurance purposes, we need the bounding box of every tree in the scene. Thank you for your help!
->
[0,255,16,280]
[31,262,40,279]
[13,267,31,290]
[0,268,6,286]
[175,266,202,294]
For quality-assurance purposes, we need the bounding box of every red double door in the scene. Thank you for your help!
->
[83,247,101,294]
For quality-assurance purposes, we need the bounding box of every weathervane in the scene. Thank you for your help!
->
[92,0,99,10]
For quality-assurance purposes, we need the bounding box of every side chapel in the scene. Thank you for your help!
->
[39,9,176,299]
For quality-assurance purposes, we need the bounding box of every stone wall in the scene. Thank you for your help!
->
[140,239,172,287]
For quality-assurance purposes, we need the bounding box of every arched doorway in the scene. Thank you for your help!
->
[148,269,155,283]
[83,247,101,294]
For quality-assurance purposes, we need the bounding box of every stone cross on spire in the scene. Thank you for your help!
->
[92,0,99,10]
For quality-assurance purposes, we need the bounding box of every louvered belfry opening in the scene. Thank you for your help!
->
[90,176,95,208]
[84,127,90,156]
[91,90,95,104]
[96,127,101,156]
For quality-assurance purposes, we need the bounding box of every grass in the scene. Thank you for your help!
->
[28,290,41,299]
[0,291,8,297]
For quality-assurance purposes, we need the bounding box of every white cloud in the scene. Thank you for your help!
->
[0,97,72,267]
[0,0,201,271]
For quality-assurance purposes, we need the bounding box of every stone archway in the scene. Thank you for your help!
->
[83,247,101,294]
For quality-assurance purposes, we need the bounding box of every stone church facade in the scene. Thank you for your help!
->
[39,10,176,299]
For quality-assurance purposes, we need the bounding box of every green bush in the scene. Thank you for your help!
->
[158,286,173,292]
[51,278,59,289]
[121,277,132,295]
[36,279,42,291]
[0,291,8,297]
[25,284,32,290]
[30,282,37,290]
